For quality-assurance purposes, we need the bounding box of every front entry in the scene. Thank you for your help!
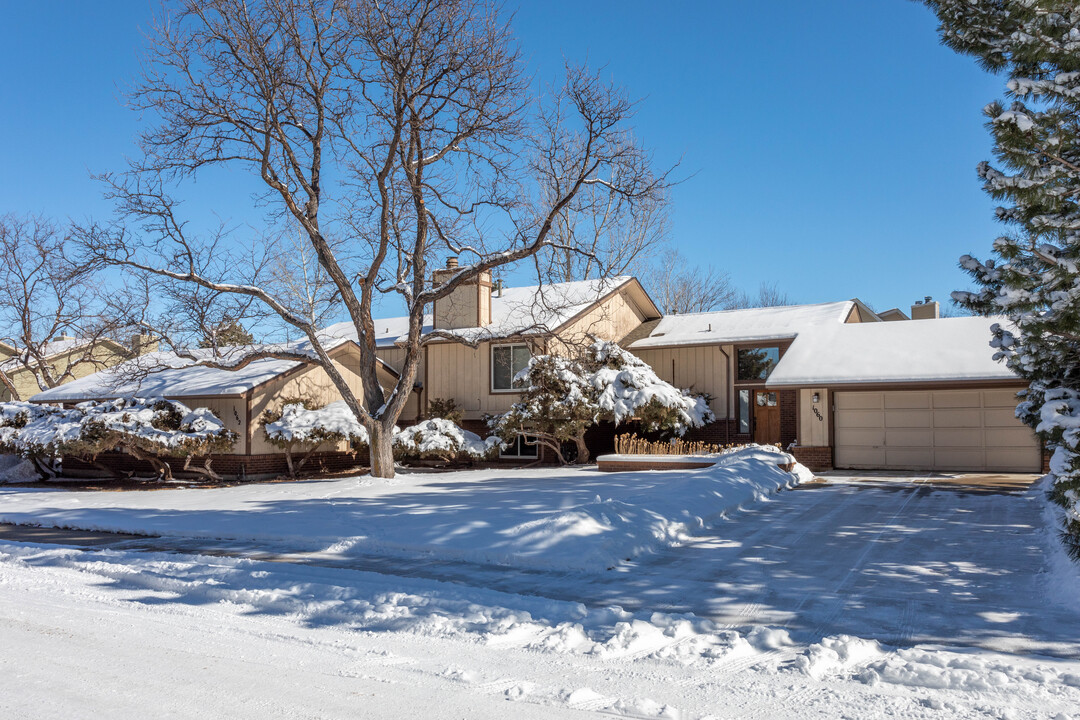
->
[753,389,781,445]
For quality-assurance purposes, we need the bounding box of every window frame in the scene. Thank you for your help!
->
[499,434,540,458]
[735,345,781,383]
[490,342,531,393]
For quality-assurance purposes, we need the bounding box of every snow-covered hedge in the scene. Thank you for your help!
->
[393,418,503,462]
[262,400,370,477]
[0,398,236,480]
[263,400,370,447]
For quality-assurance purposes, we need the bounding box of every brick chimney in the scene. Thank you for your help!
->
[910,296,940,320]
[432,256,492,330]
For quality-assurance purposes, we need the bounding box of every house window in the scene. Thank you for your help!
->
[737,346,780,381]
[491,344,530,392]
[500,435,539,458]
[738,389,751,434]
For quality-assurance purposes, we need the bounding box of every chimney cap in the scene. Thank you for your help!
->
[445,256,458,269]
[924,295,932,303]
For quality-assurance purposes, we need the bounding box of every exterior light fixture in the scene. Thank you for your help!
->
[811,393,820,404]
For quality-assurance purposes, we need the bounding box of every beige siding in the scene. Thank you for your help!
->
[425,340,533,420]
[798,388,829,446]
[559,286,650,346]
[633,344,729,418]
[174,395,249,455]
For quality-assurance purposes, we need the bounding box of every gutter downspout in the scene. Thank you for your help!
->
[718,346,732,446]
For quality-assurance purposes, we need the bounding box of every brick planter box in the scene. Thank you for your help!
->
[789,445,832,472]
[596,454,717,472]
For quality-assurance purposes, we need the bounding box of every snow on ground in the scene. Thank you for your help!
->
[0,446,804,572]
[0,454,36,484]
[1,538,1079,719]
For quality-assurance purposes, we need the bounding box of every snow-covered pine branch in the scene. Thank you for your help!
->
[925,1,1080,556]
[262,400,370,478]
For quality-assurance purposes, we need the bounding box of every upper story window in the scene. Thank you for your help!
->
[736,346,780,381]
[491,343,531,392]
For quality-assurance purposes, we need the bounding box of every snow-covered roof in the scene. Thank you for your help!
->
[328,277,640,347]
[322,315,433,349]
[766,316,1020,387]
[0,337,99,372]
[466,276,635,342]
[628,301,855,349]
[29,337,354,402]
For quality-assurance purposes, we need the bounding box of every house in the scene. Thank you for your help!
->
[323,267,661,459]
[624,298,1039,473]
[28,337,415,478]
[0,335,150,402]
[27,266,1041,477]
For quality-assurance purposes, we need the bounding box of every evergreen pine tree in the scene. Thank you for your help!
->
[198,319,255,349]
[924,1,1080,555]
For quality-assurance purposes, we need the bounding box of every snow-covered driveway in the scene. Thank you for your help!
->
[618,474,1078,656]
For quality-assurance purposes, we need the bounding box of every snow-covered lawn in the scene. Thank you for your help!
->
[0,446,807,572]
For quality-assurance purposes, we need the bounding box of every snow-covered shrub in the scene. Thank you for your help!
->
[589,340,714,436]
[488,339,714,464]
[393,418,503,463]
[487,354,600,464]
[0,398,236,480]
[425,397,464,425]
[262,399,369,477]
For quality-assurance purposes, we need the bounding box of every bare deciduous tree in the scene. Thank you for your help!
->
[0,214,139,400]
[730,281,792,310]
[647,250,740,315]
[75,0,670,478]
[540,182,671,283]
[647,250,793,315]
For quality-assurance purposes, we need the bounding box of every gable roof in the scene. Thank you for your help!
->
[628,301,857,349]
[326,276,660,347]
[27,336,385,402]
[765,315,1019,387]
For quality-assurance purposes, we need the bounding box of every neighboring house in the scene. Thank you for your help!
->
[0,335,149,402]
[26,265,1041,477]
[29,337,415,478]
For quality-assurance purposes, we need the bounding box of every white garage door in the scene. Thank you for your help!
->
[834,389,1040,472]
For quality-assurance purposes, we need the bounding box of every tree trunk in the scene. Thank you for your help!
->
[574,432,590,465]
[369,424,396,479]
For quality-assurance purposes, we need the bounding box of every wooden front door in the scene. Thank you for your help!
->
[753,390,781,445]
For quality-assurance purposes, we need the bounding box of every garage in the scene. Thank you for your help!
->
[834,388,1041,472]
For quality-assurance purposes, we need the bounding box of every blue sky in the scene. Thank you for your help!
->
[1,1,1005,316]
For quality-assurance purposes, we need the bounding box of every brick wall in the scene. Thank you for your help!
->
[63,450,368,481]
[779,389,797,448]
[790,445,832,472]
[682,418,751,447]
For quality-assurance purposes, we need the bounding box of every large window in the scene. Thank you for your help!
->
[491,343,531,392]
[737,346,780,381]
[500,435,540,458]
